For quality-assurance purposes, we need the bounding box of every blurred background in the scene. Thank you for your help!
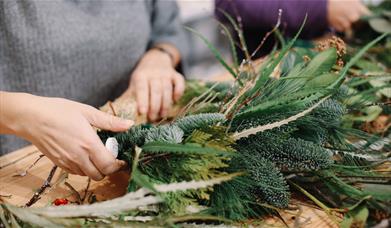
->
[178,0,229,79]
[177,0,386,79]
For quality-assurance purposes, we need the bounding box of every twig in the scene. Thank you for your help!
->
[0,194,12,198]
[108,101,117,117]
[177,82,219,118]
[251,9,282,58]
[25,165,58,207]
[0,150,40,169]
[81,178,91,203]
[313,186,339,208]
[140,153,170,165]
[13,154,45,177]
[64,182,82,204]
[293,204,305,228]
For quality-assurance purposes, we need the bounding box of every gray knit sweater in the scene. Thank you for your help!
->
[0,0,187,154]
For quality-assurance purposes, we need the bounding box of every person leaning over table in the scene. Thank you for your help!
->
[0,0,187,181]
[215,0,370,59]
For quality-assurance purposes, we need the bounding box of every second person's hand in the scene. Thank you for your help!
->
[328,0,370,32]
[129,48,185,122]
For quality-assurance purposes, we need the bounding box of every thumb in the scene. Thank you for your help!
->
[85,107,134,132]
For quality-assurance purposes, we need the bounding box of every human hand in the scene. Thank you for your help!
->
[129,48,185,121]
[1,93,133,180]
[327,0,370,32]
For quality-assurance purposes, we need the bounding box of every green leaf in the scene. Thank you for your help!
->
[369,18,391,33]
[355,59,383,71]
[369,77,391,98]
[216,20,239,70]
[132,169,159,194]
[362,184,391,201]
[340,206,369,228]
[305,72,339,88]
[343,106,382,122]
[300,48,337,79]
[142,142,233,156]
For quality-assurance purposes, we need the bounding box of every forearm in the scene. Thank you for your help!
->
[148,0,187,70]
[0,91,34,136]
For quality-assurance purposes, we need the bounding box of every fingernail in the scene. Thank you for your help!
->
[124,119,134,127]
[118,160,127,167]
[118,119,133,129]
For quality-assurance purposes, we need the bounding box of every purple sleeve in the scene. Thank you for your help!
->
[215,0,329,38]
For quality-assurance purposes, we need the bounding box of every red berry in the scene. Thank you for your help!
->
[53,198,69,206]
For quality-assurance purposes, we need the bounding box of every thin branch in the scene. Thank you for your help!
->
[108,101,117,117]
[25,165,58,207]
[251,9,283,58]
[81,178,91,203]
[0,150,40,169]
[13,154,45,177]
[64,182,82,204]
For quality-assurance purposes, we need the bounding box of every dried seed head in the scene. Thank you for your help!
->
[316,36,347,66]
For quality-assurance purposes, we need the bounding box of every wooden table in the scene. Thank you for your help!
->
[0,145,130,207]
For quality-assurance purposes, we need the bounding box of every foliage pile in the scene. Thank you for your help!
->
[1,15,390,227]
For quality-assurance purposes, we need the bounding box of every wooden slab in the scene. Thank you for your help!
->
[0,145,130,207]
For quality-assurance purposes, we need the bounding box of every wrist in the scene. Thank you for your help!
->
[151,43,181,67]
[141,49,174,68]
[150,46,175,67]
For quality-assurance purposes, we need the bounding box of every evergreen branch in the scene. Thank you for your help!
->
[174,113,225,134]
[141,142,233,157]
[144,125,184,144]
[238,134,333,170]
[244,156,290,207]
[233,96,330,139]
